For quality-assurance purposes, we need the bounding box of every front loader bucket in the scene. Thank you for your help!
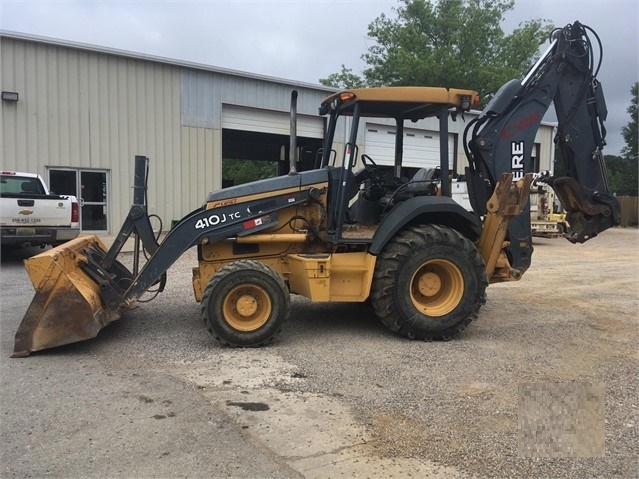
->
[12,235,121,358]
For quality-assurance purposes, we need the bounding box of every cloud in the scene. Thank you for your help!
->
[1,0,636,154]
[504,0,638,155]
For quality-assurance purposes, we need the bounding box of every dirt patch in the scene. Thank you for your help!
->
[366,411,465,459]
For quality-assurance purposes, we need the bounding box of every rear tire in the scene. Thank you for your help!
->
[370,224,487,340]
[201,260,290,347]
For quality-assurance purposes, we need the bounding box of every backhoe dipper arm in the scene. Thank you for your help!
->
[465,21,621,271]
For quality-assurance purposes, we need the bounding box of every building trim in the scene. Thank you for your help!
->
[0,29,337,93]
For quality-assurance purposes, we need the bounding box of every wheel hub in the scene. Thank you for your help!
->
[410,259,464,317]
[418,272,442,297]
[222,284,272,332]
[236,294,258,317]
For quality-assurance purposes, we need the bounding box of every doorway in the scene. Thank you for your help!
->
[48,168,109,232]
[221,129,324,187]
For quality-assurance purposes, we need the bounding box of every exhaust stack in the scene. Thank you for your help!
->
[289,90,298,175]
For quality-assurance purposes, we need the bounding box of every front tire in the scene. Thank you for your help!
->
[201,260,290,347]
[370,224,487,340]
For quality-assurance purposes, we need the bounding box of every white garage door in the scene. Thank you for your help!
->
[222,105,324,138]
[364,123,455,169]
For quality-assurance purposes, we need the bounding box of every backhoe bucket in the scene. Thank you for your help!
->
[12,235,121,358]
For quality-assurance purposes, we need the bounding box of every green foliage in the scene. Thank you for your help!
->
[621,82,638,164]
[320,0,552,101]
[607,82,639,196]
[319,65,366,89]
[605,155,637,196]
[553,145,566,177]
[222,159,277,187]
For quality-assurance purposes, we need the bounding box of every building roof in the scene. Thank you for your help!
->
[0,29,336,93]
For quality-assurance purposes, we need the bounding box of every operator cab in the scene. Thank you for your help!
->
[317,87,479,241]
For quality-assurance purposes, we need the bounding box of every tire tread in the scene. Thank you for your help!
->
[371,224,487,340]
[201,260,290,347]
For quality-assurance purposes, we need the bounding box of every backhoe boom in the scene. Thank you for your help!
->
[465,21,620,273]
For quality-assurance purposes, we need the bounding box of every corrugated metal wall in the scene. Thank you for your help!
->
[0,35,185,230]
[1,35,335,231]
[535,124,556,173]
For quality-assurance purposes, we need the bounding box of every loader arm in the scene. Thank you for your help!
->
[119,187,317,304]
[465,21,620,273]
[12,155,324,357]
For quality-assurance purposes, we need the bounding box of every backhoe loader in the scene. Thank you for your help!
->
[12,21,620,357]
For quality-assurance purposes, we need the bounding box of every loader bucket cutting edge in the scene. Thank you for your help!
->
[12,235,122,358]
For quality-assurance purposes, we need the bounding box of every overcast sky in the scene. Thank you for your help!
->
[1,0,637,155]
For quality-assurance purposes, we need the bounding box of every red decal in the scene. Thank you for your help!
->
[501,112,542,140]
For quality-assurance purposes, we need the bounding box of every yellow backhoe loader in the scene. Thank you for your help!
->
[12,21,620,357]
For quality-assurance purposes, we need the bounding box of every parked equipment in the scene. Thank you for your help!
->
[530,174,570,238]
[12,21,620,357]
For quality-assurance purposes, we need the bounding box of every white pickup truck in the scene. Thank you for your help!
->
[1,171,80,248]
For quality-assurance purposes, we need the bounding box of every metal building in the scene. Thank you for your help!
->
[1,30,555,234]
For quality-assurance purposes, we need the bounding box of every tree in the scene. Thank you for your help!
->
[621,83,638,166]
[320,0,552,101]
[319,65,366,89]
[607,82,639,196]
[222,159,277,187]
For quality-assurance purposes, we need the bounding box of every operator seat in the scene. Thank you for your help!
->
[406,168,437,194]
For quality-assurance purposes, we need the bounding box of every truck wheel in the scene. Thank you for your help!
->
[557,223,566,235]
[201,260,290,347]
[370,224,487,340]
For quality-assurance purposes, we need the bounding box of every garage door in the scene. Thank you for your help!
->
[222,105,324,139]
[364,123,455,169]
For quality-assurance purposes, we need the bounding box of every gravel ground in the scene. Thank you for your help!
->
[273,228,638,478]
[1,227,637,478]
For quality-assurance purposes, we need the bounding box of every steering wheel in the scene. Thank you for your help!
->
[360,154,384,186]
[361,153,377,168]
[355,154,386,202]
